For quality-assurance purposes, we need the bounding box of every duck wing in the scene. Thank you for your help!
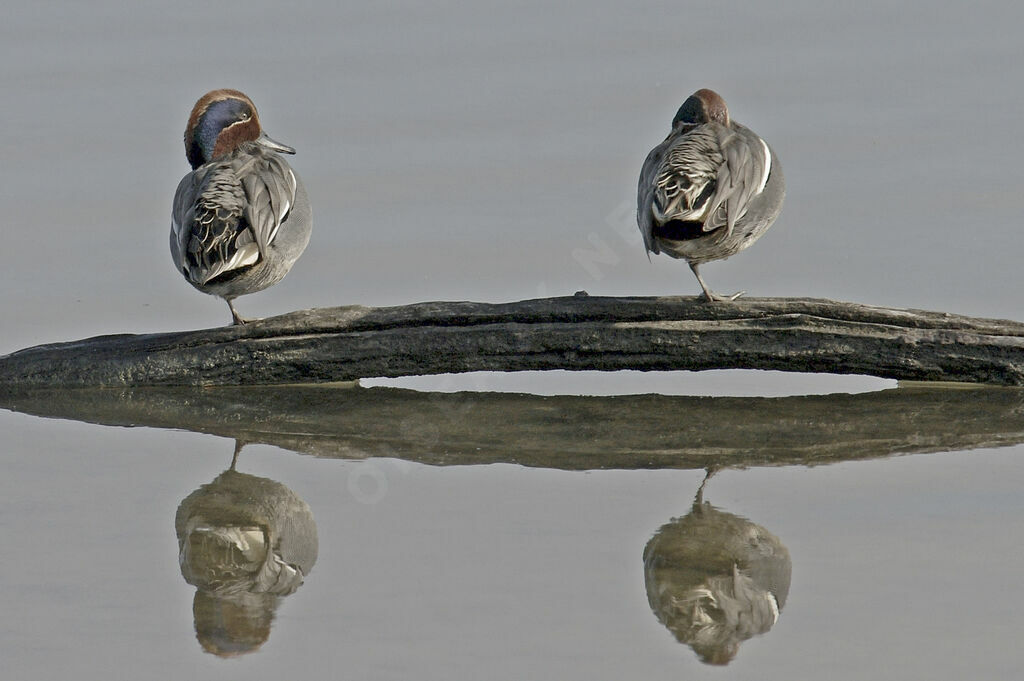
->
[170,149,297,286]
[638,122,771,251]
[239,151,298,259]
[702,123,772,236]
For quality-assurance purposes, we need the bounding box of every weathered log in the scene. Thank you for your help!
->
[2,383,1022,469]
[2,296,1024,388]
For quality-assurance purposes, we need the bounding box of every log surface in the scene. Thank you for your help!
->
[3,296,1024,388]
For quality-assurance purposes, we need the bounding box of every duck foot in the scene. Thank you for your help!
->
[700,290,745,302]
[689,263,744,302]
[226,299,259,325]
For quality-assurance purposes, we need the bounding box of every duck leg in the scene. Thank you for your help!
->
[225,298,253,325]
[694,466,719,506]
[689,262,744,302]
[230,440,245,470]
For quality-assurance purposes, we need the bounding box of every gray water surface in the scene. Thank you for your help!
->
[3,1,1024,678]
[3,410,1023,679]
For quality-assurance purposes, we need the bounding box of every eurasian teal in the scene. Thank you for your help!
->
[171,89,312,324]
[637,89,784,301]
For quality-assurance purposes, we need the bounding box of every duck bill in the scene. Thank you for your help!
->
[256,131,296,154]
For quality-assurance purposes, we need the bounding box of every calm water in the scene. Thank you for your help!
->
[3,1,1024,678]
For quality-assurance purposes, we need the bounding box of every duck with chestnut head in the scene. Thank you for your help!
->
[171,89,312,324]
[637,89,784,301]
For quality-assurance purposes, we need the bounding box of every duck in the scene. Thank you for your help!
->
[637,89,784,301]
[171,89,312,324]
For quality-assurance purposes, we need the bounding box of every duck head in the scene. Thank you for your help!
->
[672,88,730,129]
[184,89,295,169]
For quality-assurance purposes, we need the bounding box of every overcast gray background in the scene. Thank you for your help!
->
[3,0,1023,351]
[2,1,1024,678]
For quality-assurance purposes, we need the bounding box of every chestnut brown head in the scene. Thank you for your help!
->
[672,88,730,129]
[184,89,294,169]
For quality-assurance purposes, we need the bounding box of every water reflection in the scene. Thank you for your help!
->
[4,384,1024,470]
[175,443,318,656]
[643,470,791,665]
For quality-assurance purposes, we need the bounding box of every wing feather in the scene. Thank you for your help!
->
[638,122,771,243]
[703,124,771,236]
[170,145,297,286]
[637,141,669,254]
[243,153,297,258]
[170,173,197,270]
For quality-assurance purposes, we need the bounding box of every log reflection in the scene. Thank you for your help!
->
[3,383,1023,469]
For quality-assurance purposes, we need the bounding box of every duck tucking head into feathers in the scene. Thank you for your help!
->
[171,89,312,325]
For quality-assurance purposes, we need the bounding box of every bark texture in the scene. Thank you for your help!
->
[2,296,1024,388]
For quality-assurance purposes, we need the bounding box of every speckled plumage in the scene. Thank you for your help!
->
[171,89,311,324]
[638,89,784,301]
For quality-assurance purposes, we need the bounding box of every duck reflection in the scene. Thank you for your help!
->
[643,469,791,666]
[175,443,318,656]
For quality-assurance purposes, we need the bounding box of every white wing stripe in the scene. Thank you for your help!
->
[755,138,771,195]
